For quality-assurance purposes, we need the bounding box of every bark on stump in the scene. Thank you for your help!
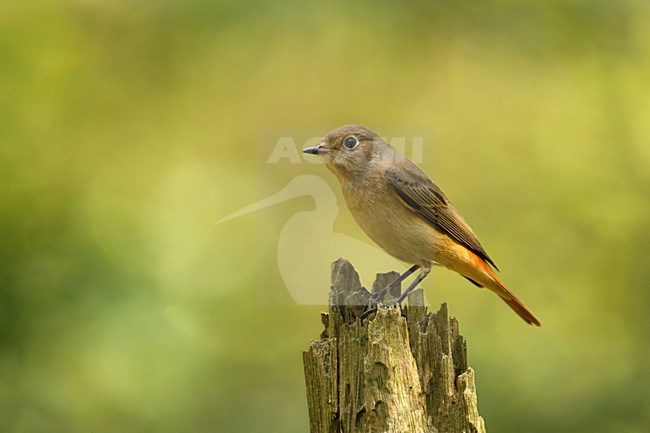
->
[303,258,486,433]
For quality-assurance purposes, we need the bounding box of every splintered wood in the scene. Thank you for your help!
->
[303,258,486,433]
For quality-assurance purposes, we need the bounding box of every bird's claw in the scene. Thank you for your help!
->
[360,306,375,319]
[360,299,378,319]
[361,293,400,319]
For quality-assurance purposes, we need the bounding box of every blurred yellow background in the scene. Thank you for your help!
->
[1,1,649,432]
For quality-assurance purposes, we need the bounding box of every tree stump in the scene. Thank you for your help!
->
[303,258,486,433]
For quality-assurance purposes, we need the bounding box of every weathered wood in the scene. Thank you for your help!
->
[303,258,486,433]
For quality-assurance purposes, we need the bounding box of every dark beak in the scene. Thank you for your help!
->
[303,145,329,155]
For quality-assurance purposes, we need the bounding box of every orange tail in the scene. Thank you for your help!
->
[468,253,541,327]
[496,289,541,327]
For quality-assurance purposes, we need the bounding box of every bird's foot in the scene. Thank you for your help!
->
[360,292,399,319]
[361,294,379,318]
[362,269,429,319]
[360,264,425,320]
[360,304,376,319]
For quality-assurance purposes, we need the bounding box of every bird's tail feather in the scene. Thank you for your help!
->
[469,253,541,327]
[496,290,541,327]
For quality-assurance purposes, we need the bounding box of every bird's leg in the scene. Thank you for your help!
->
[395,265,431,305]
[370,264,420,303]
[362,264,423,318]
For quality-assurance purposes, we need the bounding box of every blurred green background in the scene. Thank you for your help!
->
[1,1,649,432]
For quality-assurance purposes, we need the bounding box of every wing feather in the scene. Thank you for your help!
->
[385,166,498,270]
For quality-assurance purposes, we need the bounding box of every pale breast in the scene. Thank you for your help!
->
[341,180,446,266]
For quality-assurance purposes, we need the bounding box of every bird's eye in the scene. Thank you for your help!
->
[343,136,359,150]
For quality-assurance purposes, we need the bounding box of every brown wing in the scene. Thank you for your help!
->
[385,166,498,270]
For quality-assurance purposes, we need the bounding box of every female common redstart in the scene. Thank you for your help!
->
[303,125,540,326]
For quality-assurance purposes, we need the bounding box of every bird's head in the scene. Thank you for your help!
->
[303,125,392,181]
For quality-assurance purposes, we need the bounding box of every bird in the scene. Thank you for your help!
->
[303,124,541,326]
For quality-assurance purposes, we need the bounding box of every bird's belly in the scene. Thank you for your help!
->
[345,192,444,266]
